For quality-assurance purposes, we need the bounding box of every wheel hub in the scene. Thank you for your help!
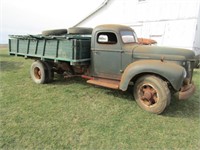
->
[34,67,41,79]
[140,85,158,106]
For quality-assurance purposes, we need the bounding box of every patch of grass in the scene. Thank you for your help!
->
[0,48,200,149]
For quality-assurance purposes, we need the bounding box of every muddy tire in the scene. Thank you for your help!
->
[68,27,93,34]
[42,29,68,36]
[43,61,54,83]
[30,60,47,84]
[133,75,171,114]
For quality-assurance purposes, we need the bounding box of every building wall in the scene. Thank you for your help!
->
[78,0,200,53]
[193,6,200,54]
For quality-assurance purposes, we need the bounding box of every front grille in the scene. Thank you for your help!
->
[186,61,194,83]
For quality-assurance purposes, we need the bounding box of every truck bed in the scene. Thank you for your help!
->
[9,34,91,65]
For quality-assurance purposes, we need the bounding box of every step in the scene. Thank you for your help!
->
[87,78,119,89]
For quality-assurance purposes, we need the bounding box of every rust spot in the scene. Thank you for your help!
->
[34,67,41,79]
[139,84,158,106]
[87,78,119,89]
[178,83,195,100]
[137,38,157,45]
[81,75,94,80]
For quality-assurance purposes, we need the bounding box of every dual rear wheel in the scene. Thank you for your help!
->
[30,60,53,84]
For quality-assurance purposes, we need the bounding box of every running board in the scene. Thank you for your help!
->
[87,78,119,89]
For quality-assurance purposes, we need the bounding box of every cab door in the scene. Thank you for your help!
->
[91,31,122,80]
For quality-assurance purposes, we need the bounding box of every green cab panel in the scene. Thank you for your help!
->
[120,60,186,91]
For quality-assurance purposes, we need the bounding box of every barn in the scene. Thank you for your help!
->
[74,0,200,55]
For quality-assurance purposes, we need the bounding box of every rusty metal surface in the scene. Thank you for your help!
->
[177,83,196,100]
[139,84,158,106]
[137,38,157,45]
[87,78,119,89]
[81,75,94,80]
[34,67,41,80]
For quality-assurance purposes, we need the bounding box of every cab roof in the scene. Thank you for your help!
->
[93,24,134,33]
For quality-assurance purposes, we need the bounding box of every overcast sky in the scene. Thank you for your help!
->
[1,0,103,43]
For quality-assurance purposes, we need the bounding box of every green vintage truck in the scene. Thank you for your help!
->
[9,24,196,114]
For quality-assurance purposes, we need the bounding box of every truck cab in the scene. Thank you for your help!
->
[90,24,137,80]
[87,24,195,114]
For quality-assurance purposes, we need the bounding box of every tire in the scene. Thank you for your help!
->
[133,75,171,114]
[42,29,68,36]
[43,61,54,83]
[30,60,47,84]
[68,27,93,34]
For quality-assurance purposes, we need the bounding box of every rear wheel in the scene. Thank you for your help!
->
[30,60,47,84]
[133,75,171,114]
[43,61,54,83]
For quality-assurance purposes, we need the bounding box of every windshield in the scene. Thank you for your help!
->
[120,31,138,44]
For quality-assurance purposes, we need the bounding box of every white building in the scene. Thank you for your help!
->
[75,0,200,54]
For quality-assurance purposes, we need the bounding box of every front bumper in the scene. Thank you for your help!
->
[176,83,196,100]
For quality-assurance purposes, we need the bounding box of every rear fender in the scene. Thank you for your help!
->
[120,60,185,91]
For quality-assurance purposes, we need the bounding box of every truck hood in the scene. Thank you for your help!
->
[129,45,195,60]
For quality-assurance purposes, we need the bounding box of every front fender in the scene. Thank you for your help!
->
[120,60,185,91]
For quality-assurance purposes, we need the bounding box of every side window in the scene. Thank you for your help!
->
[97,32,117,44]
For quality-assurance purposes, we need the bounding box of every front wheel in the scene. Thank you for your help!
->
[133,75,171,114]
